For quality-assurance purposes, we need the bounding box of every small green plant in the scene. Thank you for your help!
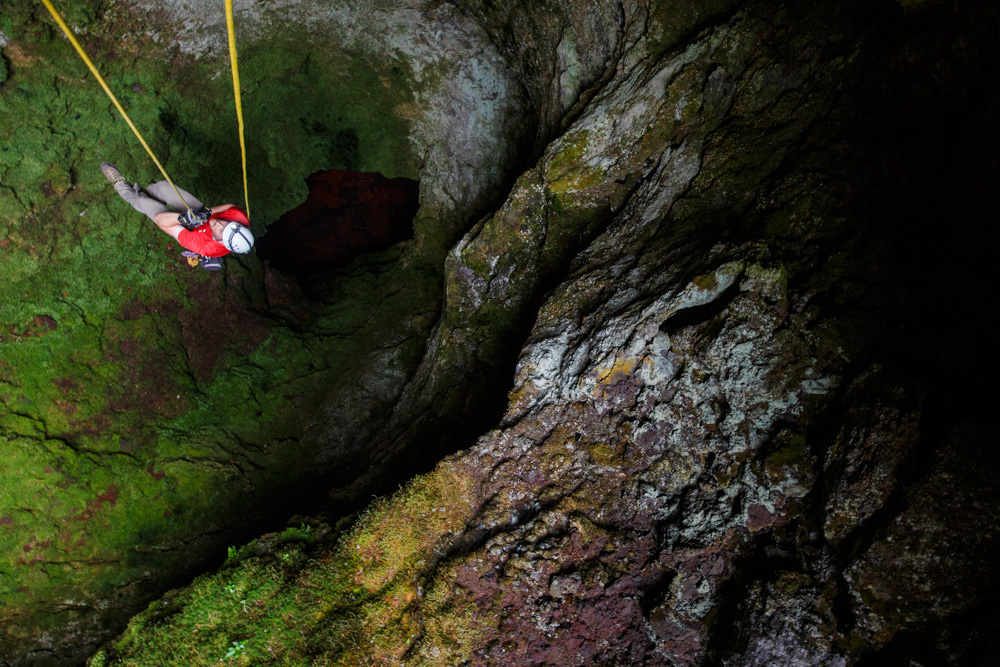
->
[224,583,237,595]
[227,546,239,562]
[278,522,316,544]
[223,639,247,660]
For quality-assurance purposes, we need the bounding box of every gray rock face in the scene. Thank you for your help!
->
[309,0,999,664]
[133,0,531,238]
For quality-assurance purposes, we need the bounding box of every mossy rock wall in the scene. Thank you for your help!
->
[0,0,530,663]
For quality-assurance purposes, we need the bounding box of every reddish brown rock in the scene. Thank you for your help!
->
[257,169,419,275]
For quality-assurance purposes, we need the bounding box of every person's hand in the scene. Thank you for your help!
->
[180,207,211,230]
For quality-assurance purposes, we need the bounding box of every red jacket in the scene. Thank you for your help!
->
[177,207,250,257]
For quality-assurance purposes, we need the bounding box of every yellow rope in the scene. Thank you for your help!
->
[38,0,191,212]
[224,0,250,217]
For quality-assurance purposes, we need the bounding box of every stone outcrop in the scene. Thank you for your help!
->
[1,0,997,665]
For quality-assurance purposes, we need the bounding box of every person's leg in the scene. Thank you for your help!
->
[145,181,204,213]
[101,163,171,223]
[114,182,171,223]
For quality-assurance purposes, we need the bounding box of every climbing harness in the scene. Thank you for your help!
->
[224,0,251,217]
[39,0,253,216]
[38,0,193,213]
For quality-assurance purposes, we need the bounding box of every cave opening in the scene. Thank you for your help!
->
[255,168,420,287]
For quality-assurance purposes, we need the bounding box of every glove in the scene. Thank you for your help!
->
[180,207,211,230]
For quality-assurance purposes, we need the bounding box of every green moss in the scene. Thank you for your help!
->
[0,0,433,656]
[763,431,809,479]
[646,0,741,56]
[545,129,605,194]
[587,442,620,466]
[692,271,720,291]
[107,546,330,665]
[94,461,482,665]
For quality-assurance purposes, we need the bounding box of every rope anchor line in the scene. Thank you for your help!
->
[38,0,191,212]
[225,0,251,217]
[38,0,251,217]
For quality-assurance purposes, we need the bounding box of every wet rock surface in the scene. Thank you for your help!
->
[1,0,998,665]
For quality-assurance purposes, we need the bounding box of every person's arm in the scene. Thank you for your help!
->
[153,211,186,241]
[210,204,235,215]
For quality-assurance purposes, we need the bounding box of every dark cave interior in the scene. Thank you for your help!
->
[256,169,419,278]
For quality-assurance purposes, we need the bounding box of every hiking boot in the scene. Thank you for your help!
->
[100,162,128,186]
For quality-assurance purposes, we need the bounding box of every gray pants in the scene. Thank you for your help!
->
[115,180,204,223]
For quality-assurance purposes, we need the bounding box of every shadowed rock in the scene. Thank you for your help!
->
[257,169,419,275]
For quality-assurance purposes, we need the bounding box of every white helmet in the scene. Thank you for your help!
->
[222,222,254,254]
